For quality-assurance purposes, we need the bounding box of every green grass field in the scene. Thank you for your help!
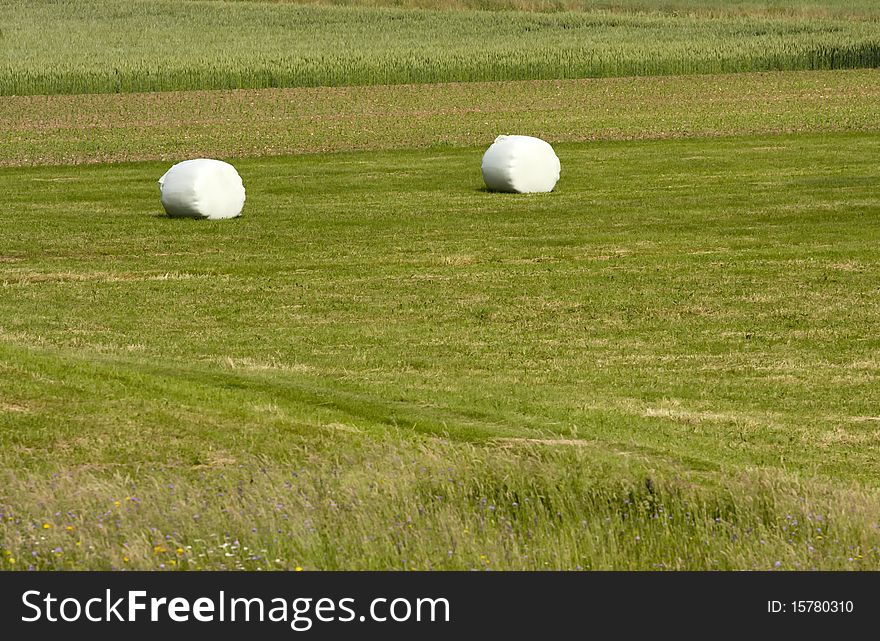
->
[2,0,879,95]
[1,1,879,571]
[3,130,879,569]
[3,70,879,166]
[257,0,880,18]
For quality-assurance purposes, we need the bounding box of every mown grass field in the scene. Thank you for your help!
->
[1,0,879,571]
[2,128,879,569]
[3,70,879,166]
[2,0,879,95]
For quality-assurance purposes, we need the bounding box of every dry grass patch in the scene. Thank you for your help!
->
[2,71,878,167]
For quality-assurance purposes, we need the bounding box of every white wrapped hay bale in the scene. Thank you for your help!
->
[481,135,560,194]
[158,159,246,220]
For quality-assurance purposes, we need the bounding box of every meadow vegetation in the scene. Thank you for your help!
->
[3,437,879,570]
[1,0,879,95]
[1,0,878,570]
[236,0,880,19]
[2,70,878,166]
[2,132,879,569]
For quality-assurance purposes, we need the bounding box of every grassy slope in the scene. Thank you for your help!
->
[2,132,879,569]
[3,70,879,166]
[2,1,879,95]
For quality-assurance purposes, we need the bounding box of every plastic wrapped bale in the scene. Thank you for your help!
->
[158,159,246,220]
[481,135,560,193]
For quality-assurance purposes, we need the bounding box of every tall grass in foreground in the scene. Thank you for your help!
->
[1,1,878,96]
[1,435,878,570]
